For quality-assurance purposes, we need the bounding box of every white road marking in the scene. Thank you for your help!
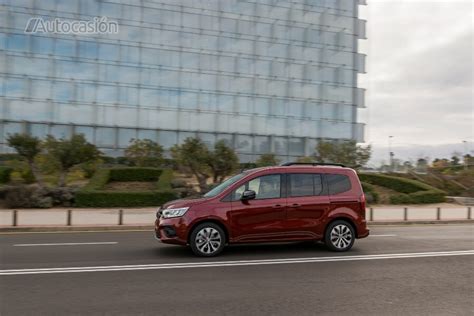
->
[13,242,118,247]
[1,250,473,276]
[370,234,397,237]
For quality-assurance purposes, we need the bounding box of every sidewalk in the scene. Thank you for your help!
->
[0,204,471,228]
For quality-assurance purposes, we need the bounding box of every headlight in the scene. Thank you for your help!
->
[161,207,189,219]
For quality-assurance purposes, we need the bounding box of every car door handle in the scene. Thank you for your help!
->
[291,203,301,208]
[272,204,283,209]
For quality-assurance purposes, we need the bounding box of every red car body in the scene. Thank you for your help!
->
[155,164,369,254]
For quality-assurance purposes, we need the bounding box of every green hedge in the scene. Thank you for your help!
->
[75,167,176,207]
[0,166,13,184]
[75,191,177,207]
[156,169,174,191]
[359,173,435,194]
[82,169,111,191]
[359,173,445,204]
[109,168,162,182]
[361,182,379,203]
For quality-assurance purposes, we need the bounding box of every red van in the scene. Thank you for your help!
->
[155,163,369,256]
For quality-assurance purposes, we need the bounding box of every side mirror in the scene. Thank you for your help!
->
[241,190,256,201]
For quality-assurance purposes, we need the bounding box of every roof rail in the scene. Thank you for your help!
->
[280,162,346,167]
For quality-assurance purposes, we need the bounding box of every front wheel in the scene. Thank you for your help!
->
[189,223,226,257]
[324,220,355,252]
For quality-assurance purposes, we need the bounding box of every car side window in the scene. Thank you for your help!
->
[289,174,323,197]
[289,174,313,197]
[327,174,351,195]
[233,174,281,200]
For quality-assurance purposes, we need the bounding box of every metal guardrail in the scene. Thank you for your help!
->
[1,207,472,227]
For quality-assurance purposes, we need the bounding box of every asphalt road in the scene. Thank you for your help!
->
[1,225,473,315]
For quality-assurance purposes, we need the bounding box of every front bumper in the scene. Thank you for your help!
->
[154,218,188,245]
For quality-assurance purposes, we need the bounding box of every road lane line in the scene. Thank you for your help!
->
[1,250,473,276]
[370,234,397,237]
[13,242,118,247]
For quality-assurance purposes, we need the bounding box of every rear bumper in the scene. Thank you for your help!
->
[357,220,370,238]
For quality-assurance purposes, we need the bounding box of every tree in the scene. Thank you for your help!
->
[171,137,212,193]
[416,158,428,173]
[315,140,371,169]
[124,138,164,167]
[464,154,474,167]
[209,140,239,183]
[44,134,101,187]
[6,133,45,187]
[255,153,280,167]
[432,158,449,169]
[450,156,460,166]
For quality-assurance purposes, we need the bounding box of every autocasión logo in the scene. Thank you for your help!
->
[24,16,119,35]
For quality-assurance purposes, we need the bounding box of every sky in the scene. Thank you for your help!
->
[358,0,473,166]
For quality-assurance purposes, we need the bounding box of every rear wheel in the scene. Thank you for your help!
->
[189,223,226,257]
[324,220,355,252]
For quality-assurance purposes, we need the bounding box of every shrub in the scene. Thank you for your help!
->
[0,154,21,162]
[109,168,162,182]
[5,185,53,208]
[390,191,446,204]
[239,162,257,170]
[75,167,177,207]
[359,174,431,193]
[20,167,36,184]
[170,179,188,189]
[47,187,78,207]
[361,182,379,204]
[82,169,111,191]
[0,166,13,183]
[359,173,445,204]
[75,191,177,207]
[156,169,174,191]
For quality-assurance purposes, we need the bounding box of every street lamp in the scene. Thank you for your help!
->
[388,136,394,172]
[462,140,468,170]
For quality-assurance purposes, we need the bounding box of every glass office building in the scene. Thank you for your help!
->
[0,0,366,161]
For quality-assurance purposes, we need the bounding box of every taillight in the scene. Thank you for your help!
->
[360,193,366,218]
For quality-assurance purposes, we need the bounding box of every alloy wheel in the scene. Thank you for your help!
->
[195,227,222,255]
[330,224,353,250]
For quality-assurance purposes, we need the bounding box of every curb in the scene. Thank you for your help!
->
[0,220,473,233]
[0,225,154,233]
[367,220,474,226]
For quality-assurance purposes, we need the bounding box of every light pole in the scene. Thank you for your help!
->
[462,140,468,170]
[388,135,394,172]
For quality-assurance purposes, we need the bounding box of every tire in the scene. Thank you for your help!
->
[189,222,226,257]
[324,220,355,252]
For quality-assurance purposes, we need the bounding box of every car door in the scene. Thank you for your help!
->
[285,173,330,239]
[229,174,287,242]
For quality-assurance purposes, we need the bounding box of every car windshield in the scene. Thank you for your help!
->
[203,172,247,198]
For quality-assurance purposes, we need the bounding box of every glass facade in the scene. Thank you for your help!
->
[0,0,366,161]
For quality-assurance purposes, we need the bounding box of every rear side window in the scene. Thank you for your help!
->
[327,174,351,195]
[289,174,323,197]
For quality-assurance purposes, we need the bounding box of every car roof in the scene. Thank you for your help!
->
[243,164,353,175]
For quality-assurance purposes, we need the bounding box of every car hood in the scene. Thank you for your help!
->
[161,197,210,209]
